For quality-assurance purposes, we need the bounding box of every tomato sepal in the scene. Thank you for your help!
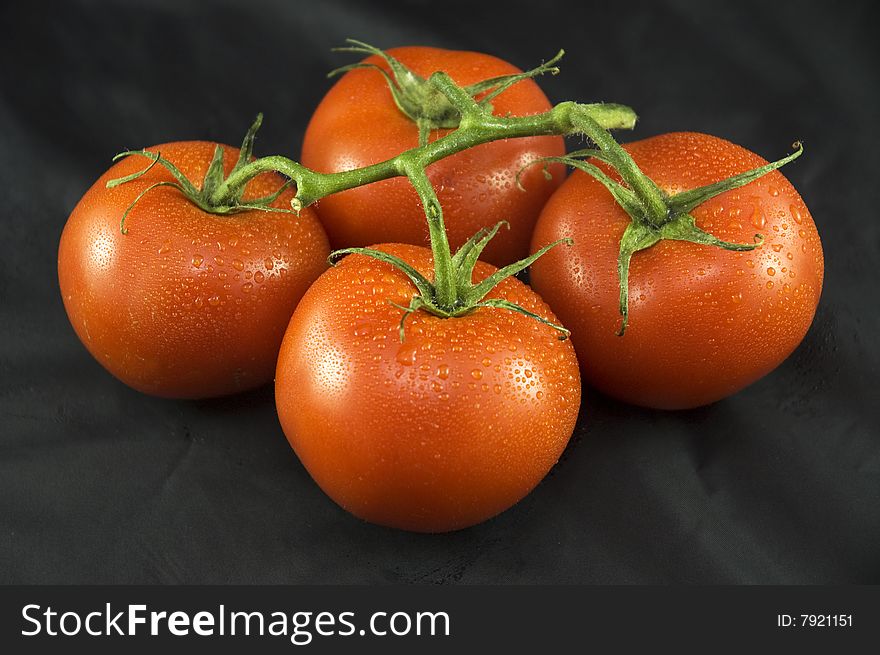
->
[328,39,564,146]
[534,138,804,334]
[105,113,298,232]
[329,223,573,342]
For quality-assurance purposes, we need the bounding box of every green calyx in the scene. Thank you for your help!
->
[536,140,804,334]
[331,223,573,342]
[329,39,564,146]
[107,114,292,233]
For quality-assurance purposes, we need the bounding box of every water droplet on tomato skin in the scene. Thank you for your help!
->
[767,267,776,276]
[207,295,221,307]
[232,259,244,271]
[242,282,253,293]
[191,254,204,268]
[437,364,450,380]
[751,207,766,229]
[471,369,483,380]
[254,271,265,284]
[396,344,417,366]
[194,296,204,308]
[790,204,803,225]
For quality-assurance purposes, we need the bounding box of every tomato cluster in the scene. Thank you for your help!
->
[58,44,823,532]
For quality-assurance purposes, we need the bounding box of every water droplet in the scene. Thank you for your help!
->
[731,292,742,304]
[254,271,265,283]
[232,259,244,271]
[354,322,371,337]
[766,281,774,289]
[214,256,224,267]
[790,204,803,224]
[771,244,783,252]
[396,344,417,366]
[207,295,220,306]
[158,241,172,255]
[264,258,274,270]
[242,282,253,293]
[191,255,204,268]
[798,229,807,238]
[194,296,204,308]
[481,357,492,367]
[769,185,780,197]
[471,369,483,380]
[437,364,450,380]
[751,206,766,229]
[767,267,776,276]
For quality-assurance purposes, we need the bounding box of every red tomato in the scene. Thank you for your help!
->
[275,243,581,532]
[58,141,330,399]
[530,132,824,409]
[301,46,564,266]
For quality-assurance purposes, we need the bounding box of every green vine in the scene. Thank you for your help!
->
[107,41,803,338]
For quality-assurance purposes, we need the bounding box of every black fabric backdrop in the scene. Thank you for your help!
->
[1,0,878,584]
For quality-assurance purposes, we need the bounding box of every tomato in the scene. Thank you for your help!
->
[530,132,824,409]
[274,243,581,532]
[58,141,330,399]
[301,46,565,266]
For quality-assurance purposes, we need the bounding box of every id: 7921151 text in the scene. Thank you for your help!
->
[776,614,852,628]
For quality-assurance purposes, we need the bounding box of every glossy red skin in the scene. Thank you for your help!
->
[58,141,330,399]
[301,46,565,266]
[275,243,581,532]
[530,132,824,409]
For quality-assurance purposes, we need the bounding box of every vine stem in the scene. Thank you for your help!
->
[208,95,637,210]
[111,44,801,336]
[203,76,637,318]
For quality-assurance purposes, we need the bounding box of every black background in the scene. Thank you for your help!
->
[1,0,878,584]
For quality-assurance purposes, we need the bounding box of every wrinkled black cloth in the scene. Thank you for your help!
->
[0,0,877,584]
